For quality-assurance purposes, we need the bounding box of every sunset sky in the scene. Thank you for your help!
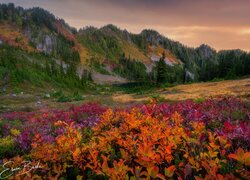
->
[2,0,250,51]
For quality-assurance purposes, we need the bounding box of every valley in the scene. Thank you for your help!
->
[1,77,249,113]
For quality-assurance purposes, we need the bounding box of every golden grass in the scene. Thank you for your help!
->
[1,78,249,112]
[77,43,89,63]
[111,78,250,103]
[147,45,181,64]
[0,23,35,52]
[122,40,150,63]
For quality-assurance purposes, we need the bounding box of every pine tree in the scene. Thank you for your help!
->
[45,59,51,75]
[50,60,57,76]
[156,53,168,84]
[60,60,65,77]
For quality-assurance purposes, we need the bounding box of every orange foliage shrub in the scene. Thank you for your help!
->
[14,108,248,179]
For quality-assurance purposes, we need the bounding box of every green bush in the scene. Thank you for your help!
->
[72,92,83,101]
[0,136,16,158]
[57,94,72,102]
[194,97,205,103]
[51,90,64,98]
[150,93,166,103]
[162,83,174,88]
[54,91,84,102]
[0,120,4,136]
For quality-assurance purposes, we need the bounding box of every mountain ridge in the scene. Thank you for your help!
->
[0,3,249,86]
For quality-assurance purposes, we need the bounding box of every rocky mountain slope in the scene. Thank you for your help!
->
[0,3,249,85]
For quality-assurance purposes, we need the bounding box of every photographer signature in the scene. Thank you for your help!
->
[0,160,43,179]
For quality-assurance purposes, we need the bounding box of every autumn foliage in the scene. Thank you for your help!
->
[0,97,249,179]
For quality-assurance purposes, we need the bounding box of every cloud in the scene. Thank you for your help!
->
[240,29,250,35]
[1,0,250,51]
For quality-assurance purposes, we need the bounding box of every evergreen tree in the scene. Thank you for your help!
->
[156,53,168,84]
[50,60,57,76]
[60,60,65,77]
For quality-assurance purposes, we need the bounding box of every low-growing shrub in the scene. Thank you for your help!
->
[57,94,72,102]
[150,93,166,103]
[14,108,249,179]
[51,90,64,98]
[0,96,249,179]
[0,136,16,158]
[194,97,205,103]
[72,91,83,101]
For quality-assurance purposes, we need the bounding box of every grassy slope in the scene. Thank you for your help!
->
[0,23,35,52]
[112,78,250,103]
[121,39,150,63]
[54,20,89,63]
[147,45,180,63]
[0,19,179,76]
[76,26,179,66]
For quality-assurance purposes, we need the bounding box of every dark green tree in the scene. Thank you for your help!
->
[156,53,168,84]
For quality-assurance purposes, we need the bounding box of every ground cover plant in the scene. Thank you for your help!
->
[0,96,249,179]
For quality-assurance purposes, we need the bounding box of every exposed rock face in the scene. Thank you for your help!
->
[165,57,175,66]
[186,70,195,80]
[150,54,160,62]
[23,27,32,39]
[36,35,56,54]
[123,30,132,43]
[23,27,57,54]
[197,44,216,59]
[141,30,162,46]
[92,72,128,85]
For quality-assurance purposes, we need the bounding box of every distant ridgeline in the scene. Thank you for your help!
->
[0,3,250,89]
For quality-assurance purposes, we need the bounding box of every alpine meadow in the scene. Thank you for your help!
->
[0,1,249,179]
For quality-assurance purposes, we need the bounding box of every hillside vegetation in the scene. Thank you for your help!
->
[0,3,249,89]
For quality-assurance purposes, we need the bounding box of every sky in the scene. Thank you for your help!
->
[1,0,250,51]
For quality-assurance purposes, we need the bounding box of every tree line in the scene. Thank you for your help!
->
[0,45,91,91]
[113,51,250,86]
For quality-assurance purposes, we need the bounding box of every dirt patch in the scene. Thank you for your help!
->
[161,89,184,94]
[92,72,128,85]
[112,94,148,103]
